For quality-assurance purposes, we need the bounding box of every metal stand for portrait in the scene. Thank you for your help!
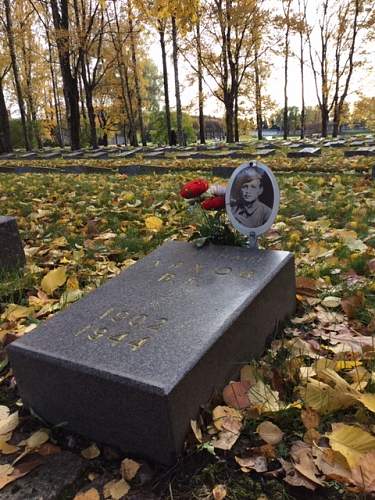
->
[247,231,258,249]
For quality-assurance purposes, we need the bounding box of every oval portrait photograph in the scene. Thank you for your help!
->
[225,161,280,237]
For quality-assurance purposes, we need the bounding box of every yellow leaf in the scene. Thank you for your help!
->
[0,412,18,437]
[145,216,163,231]
[103,478,130,499]
[81,444,100,460]
[256,421,284,445]
[25,430,49,450]
[1,304,34,322]
[66,276,79,290]
[0,440,19,455]
[73,488,100,500]
[356,393,375,413]
[335,360,362,371]
[327,423,375,468]
[248,380,285,413]
[300,379,355,414]
[41,267,67,295]
[120,458,141,481]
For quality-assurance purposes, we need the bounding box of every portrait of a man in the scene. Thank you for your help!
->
[230,167,273,228]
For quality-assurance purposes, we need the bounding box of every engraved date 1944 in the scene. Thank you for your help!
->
[74,308,168,351]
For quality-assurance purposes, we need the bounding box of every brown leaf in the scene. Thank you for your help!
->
[341,293,364,319]
[0,457,43,490]
[279,458,317,490]
[103,478,130,499]
[81,444,100,460]
[303,429,321,445]
[290,441,324,486]
[313,447,352,484]
[73,488,100,500]
[256,421,284,445]
[301,408,320,430]
[222,381,250,410]
[37,443,61,456]
[296,277,319,297]
[351,451,375,492]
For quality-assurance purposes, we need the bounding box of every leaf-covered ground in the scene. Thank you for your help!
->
[0,170,374,499]
[0,144,372,173]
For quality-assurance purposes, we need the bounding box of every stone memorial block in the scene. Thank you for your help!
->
[8,241,295,465]
[349,140,365,147]
[255,149,275,157]
[20,152,38,159]
[344,147,375,158]
[143,151,166,159]
[287,147,321,158]
[0,152,17,160]
[41,152,62,159]
[88,151,108,159]
[323,141,346,148]
[0,216,26,270]
[63,150,85,159]
[117,147,143,158]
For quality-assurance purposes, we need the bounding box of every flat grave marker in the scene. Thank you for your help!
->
[344,147,375,157]
[8,241,295,464]
[287,147,321,158]
[255,149,275,157]
[0,216,26,270]
[20,152,39,160]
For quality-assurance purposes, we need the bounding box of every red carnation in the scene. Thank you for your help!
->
[180,179,209,199]
[201,196,226,210]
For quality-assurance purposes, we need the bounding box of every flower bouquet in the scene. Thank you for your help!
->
[180,178,247,248]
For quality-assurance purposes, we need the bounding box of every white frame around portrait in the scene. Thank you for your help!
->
[225,160,280,239]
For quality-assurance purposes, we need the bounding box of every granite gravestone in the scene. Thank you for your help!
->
[0,216,26,270]
[8,241,295,464]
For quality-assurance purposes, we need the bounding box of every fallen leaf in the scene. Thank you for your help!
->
[256,421,284,445]
[313,446,352,483]
[351,451,375,492]
[327,423,375,468]
[235,454,268,473]
[321,296,341,308]
[290,441,324,486]
[301,408,320,430]
[41,267,67,295]
[103,478,130,499]
[73,488,100,500]
[212,484,227,499]
[212,406,242,432]
[25,429,49,450]
[37,443,61,456]
[0,457,43,490]
[222,381,250,409]
[0,412,18,437]
[279,458,317,490]
[248,380,285,413]
[341,293,364,319]
[211,430,239,450]
[120,458,141,481]
[81,444,100,460]
[145,216,163,231]
[0,439,19,455]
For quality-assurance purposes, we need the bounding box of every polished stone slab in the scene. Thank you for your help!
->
[8,241,295,465]
[0,216,26,270]
[344,147,375,157]
[288,147,321,158]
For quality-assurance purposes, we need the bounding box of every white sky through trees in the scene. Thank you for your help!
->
[148,0,375,119]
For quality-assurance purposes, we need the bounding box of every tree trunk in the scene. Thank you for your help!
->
[196,20,205,144]
[254,45,263,140]
[46,30,63,147]
[158,23,172,145]
[332,104,340,137]
[299,32,305,139]
[234,92,239,142]
[283,28,290,139]
[321,107,329,137]
[128,0,146,146]
[225,99,234,143]
[85,85,98,149]
[4,0,31,151]
[171,16,184,146]
[50,0,80,150]
[0,79,12,153]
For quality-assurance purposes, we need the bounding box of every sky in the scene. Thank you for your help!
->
[147,4,375,119]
